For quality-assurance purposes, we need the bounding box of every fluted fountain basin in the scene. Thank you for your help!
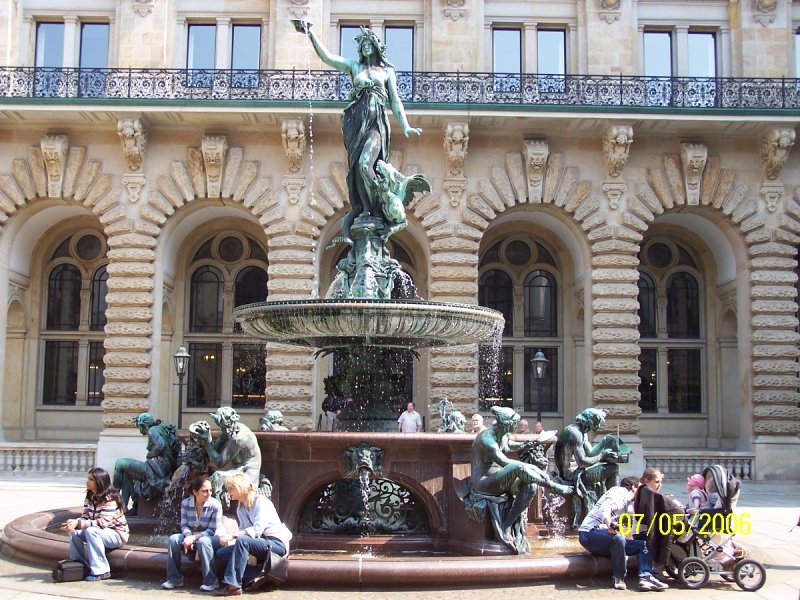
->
[233,299,505,349]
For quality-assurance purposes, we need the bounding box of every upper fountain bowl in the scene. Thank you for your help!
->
[233,299,504,350]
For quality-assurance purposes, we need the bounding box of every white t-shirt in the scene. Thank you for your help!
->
[397,410,422,433]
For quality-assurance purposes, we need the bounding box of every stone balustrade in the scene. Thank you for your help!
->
[645,451,754,481]
[0,443,96,473]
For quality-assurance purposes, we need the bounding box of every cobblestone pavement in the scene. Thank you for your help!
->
[0,474,797,600]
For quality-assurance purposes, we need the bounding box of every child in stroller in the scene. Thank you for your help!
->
[668,465,766,591]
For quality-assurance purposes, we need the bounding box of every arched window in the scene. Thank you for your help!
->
[41,233,107,406]
[46,264,81,330]
[478,238,562,416]
[479,269,513,336]
[190,266,224,333]
[184,234,269,413]
[524,269,557,337]
[637,240,703,414]
[90,265,108,331]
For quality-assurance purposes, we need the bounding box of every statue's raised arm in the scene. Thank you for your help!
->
[292,20,356,77]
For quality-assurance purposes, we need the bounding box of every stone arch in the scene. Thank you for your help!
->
[434,148,604,424]
[629,150,800,438]
[0,135,151,430]
[144,138,330,427]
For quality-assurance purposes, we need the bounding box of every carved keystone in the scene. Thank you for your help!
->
[680,143,707,205]
[523,139,549,203]
[117,118,146,172]
[444,122,469,178]
[282,119,306,174]
[602,125,633,178]
[202,135,228,198]
[41,134,69,198]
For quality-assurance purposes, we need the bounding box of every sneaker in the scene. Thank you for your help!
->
[85,572,111,581]
[613,577,627,590]
[638,577,665,592]
[200,582,219,592]
[646,574,669,590]
[162,580,184,590]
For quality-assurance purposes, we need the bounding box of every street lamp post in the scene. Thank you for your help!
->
[174,344,190,430]
[530,349,549,425]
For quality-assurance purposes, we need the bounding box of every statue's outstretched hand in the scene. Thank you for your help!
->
[403,126,423,138]
[291,20,312,34]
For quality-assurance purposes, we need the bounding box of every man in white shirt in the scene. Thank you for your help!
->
[397,402,422,433]
[578,476,668,592]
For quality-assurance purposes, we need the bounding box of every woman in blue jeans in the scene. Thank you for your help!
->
[162,475,223,591]
[578,476,667,592]
[214,473,292,596]
[63,467,129,581]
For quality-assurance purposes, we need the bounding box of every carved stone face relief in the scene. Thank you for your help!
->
[761,128,795,181]
[41,134,68,197]
[680,143,707,203]
[523,139,549,202]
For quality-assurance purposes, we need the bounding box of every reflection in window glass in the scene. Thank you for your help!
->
[87,341,105,406]
[668,348,701,413]
[188,342,222,408]
[385,27,413,72]
[188,25,216,69]
[666,272,700,338]
[524,270,557,337]
[232,25,260,69]
[42,341,78,405]
[90,265,108,331]
[644,31,672,77]
[537,30,566,75]
[688,32,716,77]
[493,29,521,73]
[637,272,657,338]
[190,266,224,332]
[340,25,363,60]
[80,23,109,68]
[479,269,513,336]
[36,23,64,67]
[232,344,266,408]
[47,264,82,330]
[638,348,658,412]
[796,32,800,77]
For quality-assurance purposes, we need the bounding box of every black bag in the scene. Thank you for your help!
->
[52,559,86,583]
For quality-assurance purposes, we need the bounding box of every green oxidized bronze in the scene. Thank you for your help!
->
[293,19,431,299]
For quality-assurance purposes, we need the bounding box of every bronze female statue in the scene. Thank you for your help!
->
[293,20,422,243]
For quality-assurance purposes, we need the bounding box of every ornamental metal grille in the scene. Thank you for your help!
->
[298,477,429,535]
[1,67,799,110]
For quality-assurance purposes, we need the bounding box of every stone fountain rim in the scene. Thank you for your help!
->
[2,507,609,588]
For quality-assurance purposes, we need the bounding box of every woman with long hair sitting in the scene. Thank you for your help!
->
[162,475,224,591]
[214,473,292,596]
[62,467,129,581]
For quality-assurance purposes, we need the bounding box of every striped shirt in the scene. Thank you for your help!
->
[78,496,130,544]
[578,486,633,533]
[180,496,223,538]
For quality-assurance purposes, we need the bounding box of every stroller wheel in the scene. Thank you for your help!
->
[678,557,710,589]
[733,559,766,592]
[664,556,680,580]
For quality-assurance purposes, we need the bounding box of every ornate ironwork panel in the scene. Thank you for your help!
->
[0,67,798,111]
[298,477,429,535]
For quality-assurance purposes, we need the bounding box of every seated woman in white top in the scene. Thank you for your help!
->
[214,473,292,596]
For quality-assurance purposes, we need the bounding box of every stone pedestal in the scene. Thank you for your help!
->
[752,436,800,481]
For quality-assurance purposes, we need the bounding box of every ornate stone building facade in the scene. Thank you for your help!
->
[0,0,797,480]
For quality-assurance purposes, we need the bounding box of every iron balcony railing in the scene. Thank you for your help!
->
[2,66,800,110]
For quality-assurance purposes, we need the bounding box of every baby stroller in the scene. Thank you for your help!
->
[667,465,766,591]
